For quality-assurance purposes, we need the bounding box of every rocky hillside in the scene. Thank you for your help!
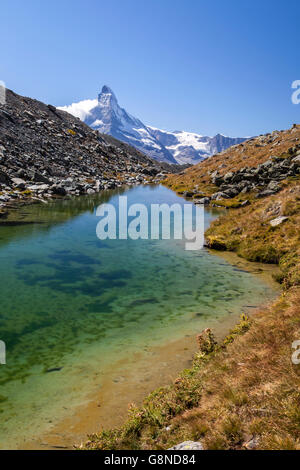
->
[0,89,168,214]
[165,125,300,206]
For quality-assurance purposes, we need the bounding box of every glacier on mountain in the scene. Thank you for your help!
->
[59,87,246,164]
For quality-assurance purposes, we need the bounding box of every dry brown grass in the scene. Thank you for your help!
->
[164,124,300,195]
[166,289,300,450]
[205,180,300,287]
[82,290,300,449]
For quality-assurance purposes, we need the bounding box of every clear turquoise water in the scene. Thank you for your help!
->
[0,184,277,448]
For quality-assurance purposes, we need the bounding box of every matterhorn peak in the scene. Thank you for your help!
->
[98,85,117,104]
[101,85,114,94]
[59,86,246,165]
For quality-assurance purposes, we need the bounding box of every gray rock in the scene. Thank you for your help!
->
[243,436,259,450]
[0,170,11,185]
[194,197,210,205]
[212,175,224,186]
[211,170,219,179]
[168,441,203,451]
[261,159,273,168]
[223,187,239,197]
[11,177,26,189]
[240,200,250,207]
[292,155,300,165]
[211,191,230,200]
[224,171,234,182]
[256,189,277,198]
[268,181,280,192]
[32,171,50,184]
[51,184,67,196]
[270,216,289,227]
[28,184,50,191]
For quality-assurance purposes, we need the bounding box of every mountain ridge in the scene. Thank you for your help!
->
[0,88,167,214]
[60,87,177,164]
[59,87,247,165]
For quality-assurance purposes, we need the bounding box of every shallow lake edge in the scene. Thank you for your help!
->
[7,187,281,450]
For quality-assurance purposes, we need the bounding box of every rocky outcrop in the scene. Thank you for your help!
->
[202,146,300,204]
[164,124,300,200]
[0,89,170,213]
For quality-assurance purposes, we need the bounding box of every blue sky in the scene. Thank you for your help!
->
[1,0,299,136]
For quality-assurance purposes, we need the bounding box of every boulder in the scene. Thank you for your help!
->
[28,184,50,192]
[268,181,280,192]
[0,170,11,186]
[32,171,50,184]
[11,177,26,189]
[223,187,239,198]
[256,189,277,198]
[194,197,210,205]
[243,436,259,450]
[270,216,289,227]
[224,171,234,183]
[142,167,158,176]
[168,441,203,451]
[211,191,230,200]
[212,175,224,186]
[51,184,67,196]
[292,155,300,165]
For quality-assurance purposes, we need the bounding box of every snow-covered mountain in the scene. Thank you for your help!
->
[59,87,246,165]
[59,86,176,164]
[148,127,246,164]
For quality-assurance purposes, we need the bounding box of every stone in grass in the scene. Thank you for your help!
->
[243,436,259,450]
[168,441,203,450]
[269,216,289,227]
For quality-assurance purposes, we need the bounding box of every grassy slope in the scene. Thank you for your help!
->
[164,125,300,196]
[82,127,300,450]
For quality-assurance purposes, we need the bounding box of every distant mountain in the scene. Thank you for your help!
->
[148,128,246,164]
[59,86,176,164]
[59,87,247,164]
